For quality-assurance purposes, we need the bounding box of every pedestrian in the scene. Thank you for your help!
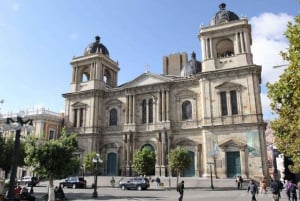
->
[260,178,267,193]
[247,180,258,201]
[288,181,297,201]
[270,179,281,201]
[284,180,292,201]
[297,181,300,201]
[156,177,161,188]
[20,187,36,201]
[236,176,243,189]
[177,180,184,201]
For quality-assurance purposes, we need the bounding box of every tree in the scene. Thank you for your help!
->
[266,14,300,172]
[24,128,79,186]
[0,135,25,178]
[83,152,97,175]
[168,147,191,184]
[132,147,156,176]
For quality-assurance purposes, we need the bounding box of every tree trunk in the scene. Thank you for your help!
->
[48,177,55,201]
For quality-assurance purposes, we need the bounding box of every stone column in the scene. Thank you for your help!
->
[129,95,132,124]
[240,149,247,178]
[166,90,169,121]
[155,132,161,176]
[161,90,165,121]
[132,95,135,123]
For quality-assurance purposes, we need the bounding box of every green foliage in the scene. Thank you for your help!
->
[83,152,97,174]
[0,135,26,177]
[24,128,79,179]
[132,147,156,176]
[266,15,300,172]
[168,147,191,176]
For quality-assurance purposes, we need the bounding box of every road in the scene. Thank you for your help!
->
[32,185,288,201]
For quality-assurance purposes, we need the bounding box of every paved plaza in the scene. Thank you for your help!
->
[32,185,292,201]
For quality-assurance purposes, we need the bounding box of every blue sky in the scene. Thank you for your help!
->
[0,0,299,120]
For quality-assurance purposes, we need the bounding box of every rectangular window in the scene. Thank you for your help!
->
[49,130,55,140]
[73,109,78,127]
[230,90,238,115]
[79,108,84,127]
[220,91,228,116]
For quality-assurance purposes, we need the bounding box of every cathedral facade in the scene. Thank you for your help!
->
[62,3,268,178]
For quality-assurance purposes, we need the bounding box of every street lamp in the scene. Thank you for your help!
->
[207,162,214,190]
[81,165,85,181]
[2,111,34,201]
[30,167,35,194]
[92,153,102,198]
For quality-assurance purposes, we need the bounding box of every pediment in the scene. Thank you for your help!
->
[71,102,87,108]
[219,138,247,150]
[121,72,173,88]
[215,81,242,91]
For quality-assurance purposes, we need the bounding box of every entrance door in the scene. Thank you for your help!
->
[183,151,195,177]
[226,151,241,177]
[107,152,117,176]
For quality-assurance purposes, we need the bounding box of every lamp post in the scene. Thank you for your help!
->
[207,162,214,190]
[92,153,102,198]
[3,111,34,201]
[81,165,85,181]
[30,168,35,194]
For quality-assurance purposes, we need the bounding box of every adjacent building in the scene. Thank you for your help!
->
[62,3,268,178]
[0,108,63,178]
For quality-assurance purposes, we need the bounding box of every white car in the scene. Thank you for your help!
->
[17,176,39,186]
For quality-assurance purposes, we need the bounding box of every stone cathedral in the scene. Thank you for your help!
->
[62,3,268,179]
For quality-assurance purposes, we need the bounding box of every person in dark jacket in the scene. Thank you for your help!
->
[177,181,184,201]
[247,180,258,201]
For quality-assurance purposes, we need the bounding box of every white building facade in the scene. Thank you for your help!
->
[62,3,268,178]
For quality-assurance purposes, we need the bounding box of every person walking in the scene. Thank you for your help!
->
[271,179,281,201]
[297,181,300,201]
[288,182,297,201]
[156,177,161,188]
[177,180,184,201]
[236,176,243,190]
[284,180,293,201]
[247,180,258,201]
[260,178,267,194]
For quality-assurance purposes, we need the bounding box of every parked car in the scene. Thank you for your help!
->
[59,176,86,189]
[119,177,150,191]
[17,176,39,187]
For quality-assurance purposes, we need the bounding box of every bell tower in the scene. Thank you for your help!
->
[198,3,253,72]
[70,36,119,92]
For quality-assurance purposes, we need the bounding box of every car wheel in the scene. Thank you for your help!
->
[137,185,142,191]
[72,184,76,189]
[121,185,126,191]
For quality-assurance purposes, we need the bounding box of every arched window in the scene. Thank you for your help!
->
[104,69,111,86]
[217,39,234,58]
[142,100,147,124]
[182,100,192,120]
[109,108,118,126]
[148,99,153,123]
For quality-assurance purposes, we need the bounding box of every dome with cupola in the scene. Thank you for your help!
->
[84,36,110,56]
[210,3,239,26]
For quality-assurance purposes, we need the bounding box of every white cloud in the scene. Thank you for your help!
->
[250,13,293,120]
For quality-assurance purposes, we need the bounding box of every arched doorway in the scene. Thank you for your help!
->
[107,152,117,176]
